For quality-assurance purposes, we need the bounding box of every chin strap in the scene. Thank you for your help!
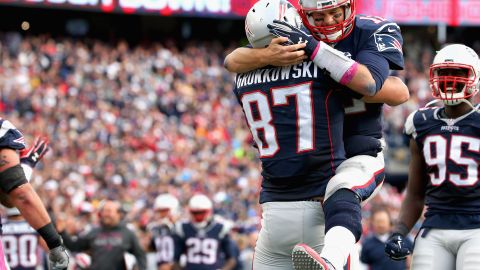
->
[426,99,479,113]
[459,99,480,112]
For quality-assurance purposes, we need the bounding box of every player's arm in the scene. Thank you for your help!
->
[362,76,410,106]
[268,21,389,97]
[395,138,427,233]
[385,136,426,260]
[224,37,306,73]
[0,148,53,232]
[39,236,49,251]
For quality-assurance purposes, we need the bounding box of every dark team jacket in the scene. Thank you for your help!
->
[405,105,480,229]
[60,223,147,270]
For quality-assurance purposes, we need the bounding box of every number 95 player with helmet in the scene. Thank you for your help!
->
[385,44,480,270]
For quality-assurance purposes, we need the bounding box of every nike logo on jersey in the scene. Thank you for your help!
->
[387,27,396,32]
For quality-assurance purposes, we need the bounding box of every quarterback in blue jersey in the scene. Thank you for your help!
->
[385,44,480,270]
[0,120,69,270]
[173,194,236,270]
[225,0,407,269]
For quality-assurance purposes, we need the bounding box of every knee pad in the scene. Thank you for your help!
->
[323,189,362,241]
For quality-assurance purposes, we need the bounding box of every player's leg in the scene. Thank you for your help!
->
[456,228,480,270]
[292,153,384,270]
[320,154,385,270]
[253,201,324,270]
[411,229,455,270]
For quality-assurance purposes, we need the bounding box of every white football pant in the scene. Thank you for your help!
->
[253,201,325,270]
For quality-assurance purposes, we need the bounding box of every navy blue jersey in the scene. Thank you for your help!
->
[2,220,40,270]
[405,105,480,229]
[233,61,345,203]
[174,220,236,270]
[0,119,25,150]
[149,222,176,267]
[335,16,404,157]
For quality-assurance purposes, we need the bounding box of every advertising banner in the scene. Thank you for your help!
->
[0,0,479,25]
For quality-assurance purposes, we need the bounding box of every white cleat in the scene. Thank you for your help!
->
[292,244,335,270]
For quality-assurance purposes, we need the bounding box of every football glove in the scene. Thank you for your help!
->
[19,136,49,168]
[268,20,318,56]
[385,233,411,261]
[49,245,69,270]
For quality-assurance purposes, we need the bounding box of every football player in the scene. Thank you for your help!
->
[234,1,348,268]
[2,207,49,270]
[149,193,180,270]
[1,136,51,270]
[224,0,406,269]
[385,44,480,270]
[173,194,236,270]
[0,125,68,270]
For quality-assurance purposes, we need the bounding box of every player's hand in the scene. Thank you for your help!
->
[268,20,318,56]
[264,37,307,66]
[19,136,49,168]
[49,244,69,270]
[385,233,411,261]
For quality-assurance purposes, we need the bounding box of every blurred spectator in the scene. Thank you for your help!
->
[360,206,412,270]
[57,200,147,270]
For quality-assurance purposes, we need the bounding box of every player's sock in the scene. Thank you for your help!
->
[322,189,362,270]
[320,226,355,270]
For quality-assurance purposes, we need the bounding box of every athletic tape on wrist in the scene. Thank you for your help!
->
[311,41,358,85]
[37,223,63,249]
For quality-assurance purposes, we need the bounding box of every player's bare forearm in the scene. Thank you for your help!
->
[224,37,306,73]
[224,47,268,73]
[345,64,378,97]
[362,76,410,105]
[396,140,427,232]
[8,183,52,229]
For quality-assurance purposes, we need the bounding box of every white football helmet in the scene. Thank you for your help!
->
[153,193,180,219]
[298,0,356,43]
[188,194,213,228]
[245,0,302,48]
[429,44,480,106]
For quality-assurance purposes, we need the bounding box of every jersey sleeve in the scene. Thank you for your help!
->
[356,16,405,70]
[404,110,418,139]
[0,119,25,150]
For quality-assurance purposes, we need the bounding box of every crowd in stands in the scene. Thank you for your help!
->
[0,31,478,269]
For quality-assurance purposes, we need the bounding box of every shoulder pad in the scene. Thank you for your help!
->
[354,16,404,70]
[0,120,25,150]
[404,110,418,137]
